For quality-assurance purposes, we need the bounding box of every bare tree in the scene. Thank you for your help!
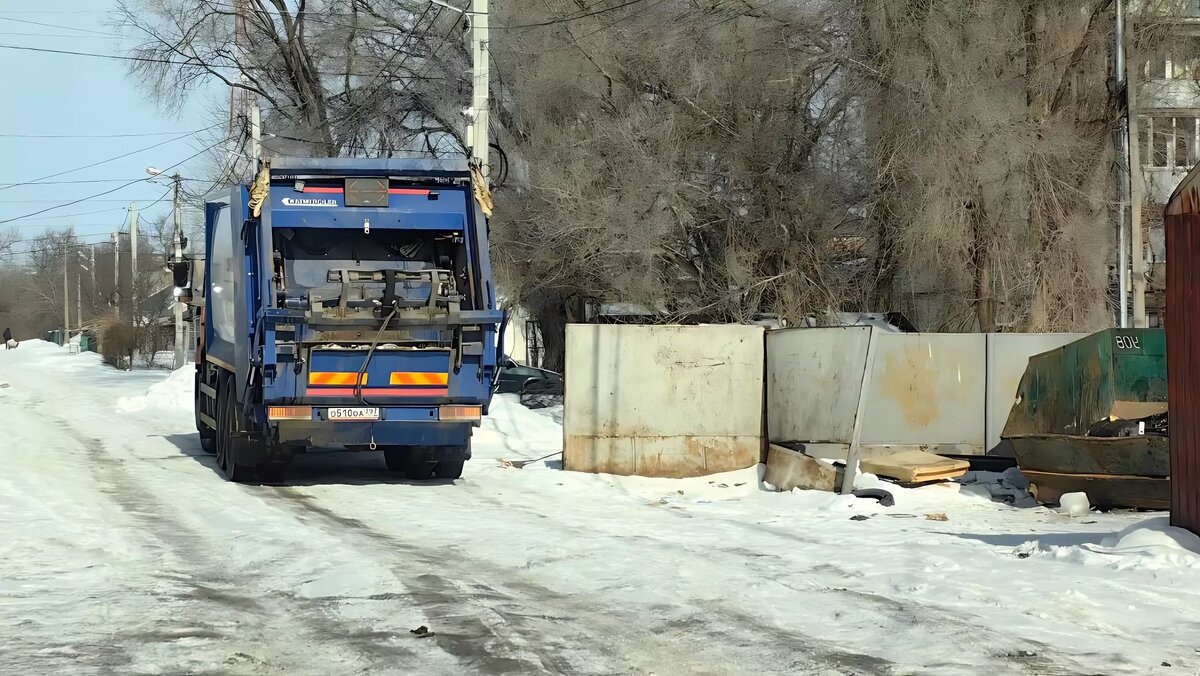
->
[491,0,866,368]
[116,0,472,163]
[856,0,1118,332]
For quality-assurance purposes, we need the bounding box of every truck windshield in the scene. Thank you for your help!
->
[274,227,474,310]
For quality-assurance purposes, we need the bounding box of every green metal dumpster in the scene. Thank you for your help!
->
[1002,329,1168,509]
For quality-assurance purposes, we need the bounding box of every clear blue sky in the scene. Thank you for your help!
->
[0,0,218,256]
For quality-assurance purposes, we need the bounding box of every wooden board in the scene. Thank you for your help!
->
[1007,434,1169,477]
[763,444,840,493]
[1023,470,1170,510]
[859,450,969,484]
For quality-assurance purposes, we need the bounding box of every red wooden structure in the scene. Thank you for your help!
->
[1165,165,1200,533]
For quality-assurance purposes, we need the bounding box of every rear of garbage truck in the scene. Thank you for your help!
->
[191,158,503,483]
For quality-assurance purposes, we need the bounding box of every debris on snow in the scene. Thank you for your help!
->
[852,488,896,507]
[926,512,949,522]
[1059,492,1092,517]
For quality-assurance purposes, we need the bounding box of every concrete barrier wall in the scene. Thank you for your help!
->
[767,329,1086,456]
[564,324,764,477]
[766,327,870,445]
[860,333,986,450]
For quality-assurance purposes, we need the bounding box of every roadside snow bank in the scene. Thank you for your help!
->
[115,366,193,413]
[0,338,105,372]
[1018,517,1200,570]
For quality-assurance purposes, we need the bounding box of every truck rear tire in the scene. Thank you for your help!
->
[216,374,257,483]
[383,446,435,480]
[256,461,289,485]
[433,460,465,480]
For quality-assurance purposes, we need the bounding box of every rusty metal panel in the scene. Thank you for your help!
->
[1167,212,1200,533]
[858,333,987,451]
[985,333,1088,454]
[765,327,871,444]
[563,324,764,478]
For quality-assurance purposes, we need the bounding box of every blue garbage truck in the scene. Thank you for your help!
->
[184,158,504,483]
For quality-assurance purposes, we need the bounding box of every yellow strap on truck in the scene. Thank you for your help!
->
[248,160,271,218]
[470,162,494,217]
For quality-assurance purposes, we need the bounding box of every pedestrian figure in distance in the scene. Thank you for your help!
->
[4,327,15,350]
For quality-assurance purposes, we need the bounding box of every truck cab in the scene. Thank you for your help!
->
[188,158,503,483]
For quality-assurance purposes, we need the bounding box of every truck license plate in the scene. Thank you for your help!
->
[327,407,380,421]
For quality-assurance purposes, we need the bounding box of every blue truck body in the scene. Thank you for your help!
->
[191,158,503,483]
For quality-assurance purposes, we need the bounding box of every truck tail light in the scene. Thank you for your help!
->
[268,406,312,421]
[439,405,482,422]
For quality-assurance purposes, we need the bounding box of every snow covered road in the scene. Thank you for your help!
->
[2,342,1199,675]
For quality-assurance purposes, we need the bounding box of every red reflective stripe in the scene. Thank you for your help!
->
[305,388,449,397]
[300,187,430,196]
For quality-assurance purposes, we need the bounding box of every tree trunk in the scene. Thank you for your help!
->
[537,307,568,374]
[972,213,997,333]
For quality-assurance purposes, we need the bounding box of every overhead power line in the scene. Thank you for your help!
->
[0,177,210,187]
[0,131,199,139]
[498,0,650,29]
[0,43,453,79]
[0,16,120,36]
[0,140,228,226]
[0,126,221,194]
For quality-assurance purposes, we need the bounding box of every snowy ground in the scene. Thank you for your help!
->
[2,341,1199,675]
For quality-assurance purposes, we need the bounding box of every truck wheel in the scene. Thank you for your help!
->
[383,446,436,480]
[256,460,289,485]
[433,459,465,480]
[216,375,257,483]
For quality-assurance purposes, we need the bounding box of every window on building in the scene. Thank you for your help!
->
[1153,119,1171,167]
[1174,56,1198,80]
[1177,118,1198,168]
[1142,117,1200,169]
[1145,50,1168,79]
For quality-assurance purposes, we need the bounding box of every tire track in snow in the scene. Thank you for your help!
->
[34,412,431,674]
[440,481,1119,676]
[273,487,577,675]
[273,486,896,675]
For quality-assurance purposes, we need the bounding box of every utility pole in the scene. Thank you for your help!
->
[76,265,82,337]
[1124,4,1148,328]
[62,247,69,341]
[468,0,489,171]
[234,0,261,168]
[1116,0,1130,328]
[89,245,96,314]
[130,202,139,328]
[172,173,185,369]
[251,102,262,162]
[112,232,121,315]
